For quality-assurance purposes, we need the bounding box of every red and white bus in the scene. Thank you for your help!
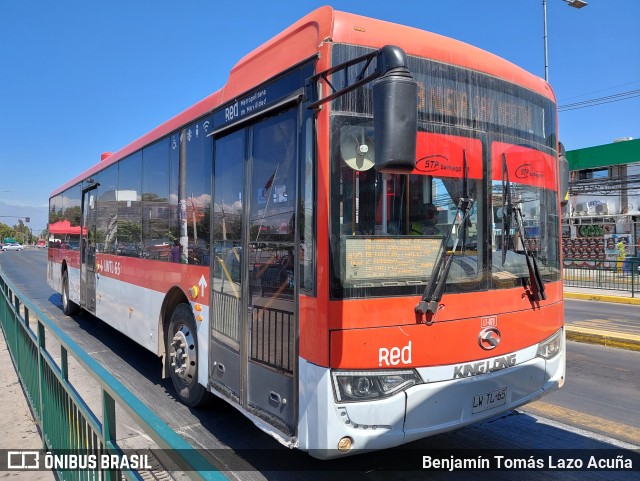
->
[48,6,566,458]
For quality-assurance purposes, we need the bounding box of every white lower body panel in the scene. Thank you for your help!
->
[298,330,565,458]
[47,259,210,386]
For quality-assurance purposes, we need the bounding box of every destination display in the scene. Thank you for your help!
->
[345,237,440,281]
[416,77,546,139]
[330,44,556,145]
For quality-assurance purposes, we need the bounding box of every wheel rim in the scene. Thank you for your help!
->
[170,324,197,384]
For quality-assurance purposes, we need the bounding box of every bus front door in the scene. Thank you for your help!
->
[244,108,297,436]
[211,107,298,437]
[80,186,98,314]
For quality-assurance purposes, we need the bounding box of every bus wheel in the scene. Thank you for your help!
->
[62,270,79,316]
[167,304,206,407]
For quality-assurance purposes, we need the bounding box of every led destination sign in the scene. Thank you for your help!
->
[345,237,440,281]
[416,80,545,138]
[330,44,555,143]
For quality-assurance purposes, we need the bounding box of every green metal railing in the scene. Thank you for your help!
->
[563,258,639,298]
[0,270,228,481]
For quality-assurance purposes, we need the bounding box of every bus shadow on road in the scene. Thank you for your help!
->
[144,395,640,480]
[47,292,174,397]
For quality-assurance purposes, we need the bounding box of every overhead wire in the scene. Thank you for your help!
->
[558,80,640,102]
[558,89,640,111]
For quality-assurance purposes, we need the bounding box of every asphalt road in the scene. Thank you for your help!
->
[1,249,639,481]
[565,298,640,336]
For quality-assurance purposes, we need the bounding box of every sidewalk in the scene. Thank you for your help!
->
[0,330,56,480]
[564,285,640,305]
[564,286,640,351]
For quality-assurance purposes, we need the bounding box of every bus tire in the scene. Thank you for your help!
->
[167,304,207,407]
[62,270,79,316]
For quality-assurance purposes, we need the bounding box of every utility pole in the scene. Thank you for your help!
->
[542,0,588,82]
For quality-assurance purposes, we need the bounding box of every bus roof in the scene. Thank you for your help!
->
[51,6,554,198]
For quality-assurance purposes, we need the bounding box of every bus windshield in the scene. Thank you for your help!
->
[329,45,560,299]
[330,119,482,299]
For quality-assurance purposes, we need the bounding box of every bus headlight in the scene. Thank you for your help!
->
[536,329,563,360]
[331,370,422,402]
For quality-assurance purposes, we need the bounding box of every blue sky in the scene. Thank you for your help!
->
[1,0,638,233]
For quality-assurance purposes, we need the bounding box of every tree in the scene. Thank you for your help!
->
[117,221,142,243]
[0,222,13,242]
[13,220,30,244]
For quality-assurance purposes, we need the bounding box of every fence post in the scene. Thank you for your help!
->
[598,263,602,287]
[102,390,119,481]
[12,293,20,358]
[37,320,47,450]
[61,346,68,380]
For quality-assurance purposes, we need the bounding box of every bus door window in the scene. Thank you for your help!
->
[249,110,297,301]
[246,109,297,380]
[212,128,245,346]
[63,185,82,251]
[83,189,97,267]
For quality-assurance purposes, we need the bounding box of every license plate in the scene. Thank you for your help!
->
[472,387,507,414]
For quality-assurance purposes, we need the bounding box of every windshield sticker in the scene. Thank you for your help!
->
[414,133,482,179]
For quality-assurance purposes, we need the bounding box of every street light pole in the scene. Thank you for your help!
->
[543,0,549,82]
[543,0,588,82]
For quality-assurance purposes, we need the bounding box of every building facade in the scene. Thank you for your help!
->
[563,138,640,267]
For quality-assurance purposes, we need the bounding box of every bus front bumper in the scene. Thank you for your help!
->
[301,332,565,458]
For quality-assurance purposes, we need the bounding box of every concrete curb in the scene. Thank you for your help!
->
[566,326,640,352]
[564,290,640,351]
[564,291,640,305]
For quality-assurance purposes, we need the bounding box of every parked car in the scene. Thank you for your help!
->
[2,242,23,251]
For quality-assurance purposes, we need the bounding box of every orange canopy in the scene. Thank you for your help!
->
[49,220,86,235]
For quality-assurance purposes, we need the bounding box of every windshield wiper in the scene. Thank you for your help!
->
[501,153,546,302]
[415,151,474,324]
[513,205,546,301]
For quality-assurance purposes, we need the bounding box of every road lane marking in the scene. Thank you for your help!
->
[521,400,640,447]
[570,319,637,332]
[566,325,640,351]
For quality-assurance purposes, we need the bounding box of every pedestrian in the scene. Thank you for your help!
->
[171,240,181,263]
